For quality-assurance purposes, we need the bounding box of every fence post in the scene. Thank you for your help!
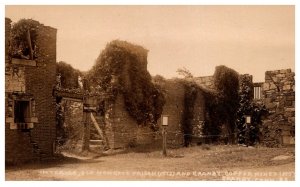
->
[162,126,167,156]
[82,111,90,151]
[162,115,169,156]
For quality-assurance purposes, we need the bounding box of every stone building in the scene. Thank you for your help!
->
[255,69,295,146]
[163,79,206,147]
[103,78,206,149]
[195,69,295,146]
[5,18,57,164]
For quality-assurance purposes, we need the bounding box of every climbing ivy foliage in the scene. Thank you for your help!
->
[181,81,199,146]
[213,65,240,143]
[56,61,82,89]
[87,40,165,130]
[10,19,40,59]
[236,75,268,145]
[202,89,222,142]
[236,75,253,144]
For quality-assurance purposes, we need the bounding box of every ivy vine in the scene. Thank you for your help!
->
[10,19,40,60]
[87,40,165,130]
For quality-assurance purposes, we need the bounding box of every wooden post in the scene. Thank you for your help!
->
[245,123,249,147]
[245,115,251,147]
[90,113,110,150]
[161,115,169,156]
[162,126,167,156]
[82,111,90,151]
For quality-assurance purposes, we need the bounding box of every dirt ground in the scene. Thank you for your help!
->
[5,145,295,181]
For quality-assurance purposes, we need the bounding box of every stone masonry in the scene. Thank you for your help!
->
[5,18,57,164]
[155,79,205,148]
[105,95,138,149]
[195,69,295,146]
[103,78,206,149]
[261,69,295,146]
[194,76,215,90]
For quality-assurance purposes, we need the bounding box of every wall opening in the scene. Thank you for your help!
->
[14,100,31,123]
[253,83,263,100]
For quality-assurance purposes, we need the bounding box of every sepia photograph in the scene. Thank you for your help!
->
[3,4,295,181]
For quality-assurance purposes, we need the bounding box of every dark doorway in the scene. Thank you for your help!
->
[14,100,30,123]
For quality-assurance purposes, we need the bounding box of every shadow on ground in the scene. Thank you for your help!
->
[5,154,104,172]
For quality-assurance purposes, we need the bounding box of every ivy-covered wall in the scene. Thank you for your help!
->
[195,69,295,147]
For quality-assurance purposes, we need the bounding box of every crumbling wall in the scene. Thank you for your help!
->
[159,79,185,147]
[261,69,295,146]
[5,18,57,163]
[194,76,215,90]
[5,18,38,164]
[191,89,206,139]
[104,78,206,149]
[25,24,57,157]
[157,79,206,147]
[105,95,138,149]
[5,18,11,64]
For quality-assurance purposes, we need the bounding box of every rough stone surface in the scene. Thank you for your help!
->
[261,69,295,147]
[159,80,185,148]
[106,95,138,149]
[5,18,57,164]
[105,79,206,149]
[194,76,215,90]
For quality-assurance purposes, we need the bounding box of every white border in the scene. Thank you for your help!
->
[1,1,298,187]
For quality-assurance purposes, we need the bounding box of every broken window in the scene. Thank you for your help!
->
[10,19,39,60]
[6,95,38,130]
[14,100,31,123]
[253,85,262,100]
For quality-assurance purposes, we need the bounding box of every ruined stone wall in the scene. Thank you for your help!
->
[261,69,295,146]
[5,18,37,164]
[194,76,215,90]
[105,95,138,149]
[25,24,57,157]
[195,74,252,91]
[5,18,11,64]
[104,79,206,149]
[159,79,185,147]
[61,100,84,141]
[5,18,57,163]
[158,79,206,147]
[191,89,206,138]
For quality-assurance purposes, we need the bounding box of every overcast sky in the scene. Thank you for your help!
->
[6,5,294,82]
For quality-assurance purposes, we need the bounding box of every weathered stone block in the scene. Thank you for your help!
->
[263,83,270,91]
[283,85,291,90]
[269,83,278,90]
[285,101,293,106]
[281,130,290,136]
[265,102,277,110]
[12,58,37,66]
[288,117,295,123]
[263,120,273,127]
[284,107,295,112]
[282,136,292,145]
[276,74,285,78]
[286,95,295,101]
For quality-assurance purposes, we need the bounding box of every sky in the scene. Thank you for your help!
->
[5,5,295,82]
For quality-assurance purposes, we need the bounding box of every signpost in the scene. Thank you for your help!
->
[245,115,251,147]
[162,115,168,156]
